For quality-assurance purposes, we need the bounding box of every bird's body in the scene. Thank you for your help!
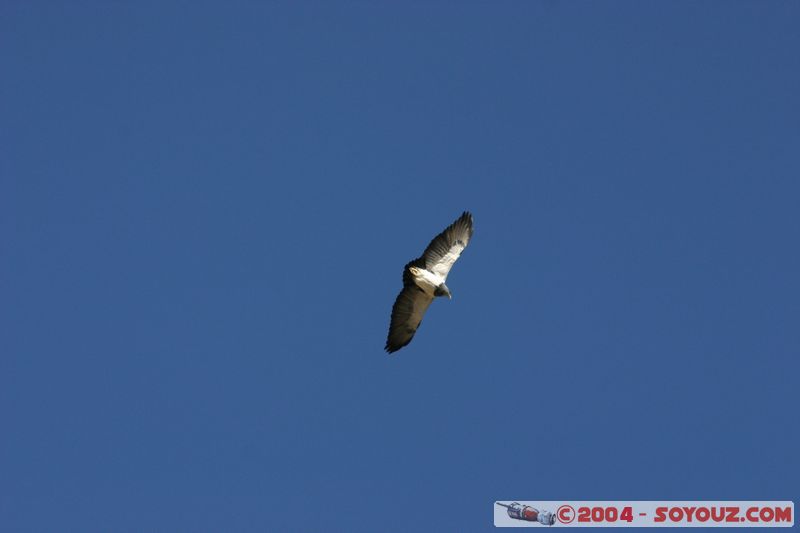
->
[407,266,442,296]
[385,212,474,354]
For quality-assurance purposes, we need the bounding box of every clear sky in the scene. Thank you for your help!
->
[2,2,798,531]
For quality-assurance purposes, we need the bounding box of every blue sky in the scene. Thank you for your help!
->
[2,2,798,531]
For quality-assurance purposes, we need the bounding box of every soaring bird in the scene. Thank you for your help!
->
[385,211,474,353]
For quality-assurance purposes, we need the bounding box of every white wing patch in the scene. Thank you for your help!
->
[420,212,473,281]
[429,241,467,280]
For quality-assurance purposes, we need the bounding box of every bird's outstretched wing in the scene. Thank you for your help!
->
[420,211,474,280]
[385,284,434,353]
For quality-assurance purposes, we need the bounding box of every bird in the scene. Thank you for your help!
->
[385,211,474,354]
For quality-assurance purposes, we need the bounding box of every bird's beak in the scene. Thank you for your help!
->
[448,293,452,300]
